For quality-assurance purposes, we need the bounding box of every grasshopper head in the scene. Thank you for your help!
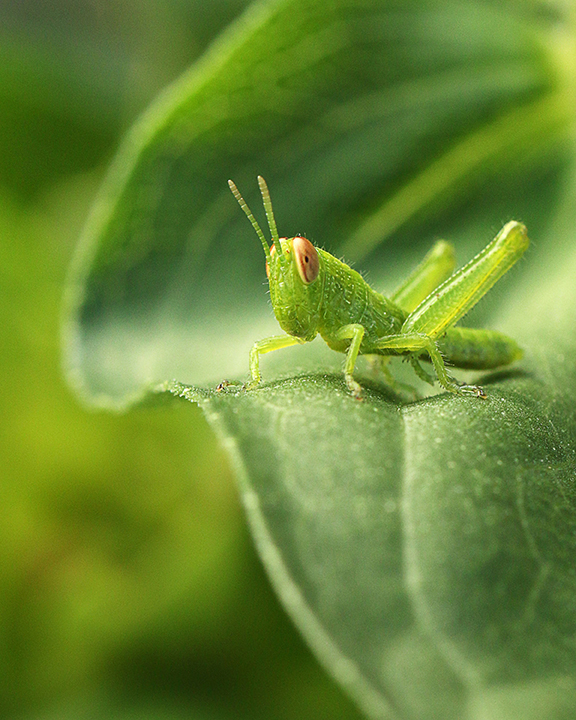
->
[229,177,323,341]
[265,235,323,340]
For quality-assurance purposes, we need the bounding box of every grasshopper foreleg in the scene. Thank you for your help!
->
[248,335,305,388]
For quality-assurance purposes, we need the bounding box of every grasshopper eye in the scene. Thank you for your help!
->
[293,236,319,284]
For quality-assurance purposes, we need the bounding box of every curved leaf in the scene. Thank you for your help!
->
[63,0,576,718]
[165,222,576,720]
[63,0,569,407]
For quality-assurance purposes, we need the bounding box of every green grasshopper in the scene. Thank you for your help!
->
[228,176,528,399]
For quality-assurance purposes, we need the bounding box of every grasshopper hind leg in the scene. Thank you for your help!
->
[447,376,487,398]
[373,332,488,398]
[411,353,486,397]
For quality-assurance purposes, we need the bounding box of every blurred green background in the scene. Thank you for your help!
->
[0,2,365,719]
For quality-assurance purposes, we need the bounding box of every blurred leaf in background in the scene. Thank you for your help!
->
[0,0,253,199]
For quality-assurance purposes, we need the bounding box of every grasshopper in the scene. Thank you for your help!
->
[228,176,528,399]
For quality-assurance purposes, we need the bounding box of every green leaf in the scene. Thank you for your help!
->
[63,0,576,718]
[164,217,576,720]
[64,0,570,406]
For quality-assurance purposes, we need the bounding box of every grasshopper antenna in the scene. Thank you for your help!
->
[257,176,283,257]
[228,179,271,262]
